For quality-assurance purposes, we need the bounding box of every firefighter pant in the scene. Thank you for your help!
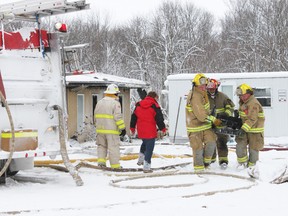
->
[96,133,121,168]
[188,129,217,171]
[212,133,229,164]
[235,132,264,166]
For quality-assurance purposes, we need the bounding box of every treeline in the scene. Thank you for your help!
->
[6,0,288,92]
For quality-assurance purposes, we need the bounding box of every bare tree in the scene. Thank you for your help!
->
[219,0,288,72]
[119,17,154,82]
[60,0,288,91]
[150,1,213,90]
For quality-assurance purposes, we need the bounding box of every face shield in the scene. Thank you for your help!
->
[235,88,243,96]
[207,81,217,95]
[199,77,207,85]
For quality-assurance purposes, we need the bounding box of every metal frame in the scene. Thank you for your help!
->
[0,0,90,20]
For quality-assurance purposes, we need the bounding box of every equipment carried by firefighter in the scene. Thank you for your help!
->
[214,111,243,136]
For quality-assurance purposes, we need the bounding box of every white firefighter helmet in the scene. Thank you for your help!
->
[104,84,120,94]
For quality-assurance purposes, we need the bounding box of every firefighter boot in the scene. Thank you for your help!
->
[247,163,259,179]
[137,152,145,166]
[143,161,153,173]
[247,166,259,179]
[236,162,247,170]
[220,162,228,170]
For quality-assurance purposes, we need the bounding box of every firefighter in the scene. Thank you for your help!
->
[185,73,222,172]
[94,84,126,169]
[207,78,235,169]
[235,83,265,178]
[130,91,166,173]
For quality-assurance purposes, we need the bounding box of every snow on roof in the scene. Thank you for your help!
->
[65,72,148,88]
[64,43,89,51]
[167,71,288,81]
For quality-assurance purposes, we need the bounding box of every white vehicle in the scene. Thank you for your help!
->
[0,0,89,184]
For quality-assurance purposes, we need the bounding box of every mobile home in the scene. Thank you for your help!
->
[166,72,288,143]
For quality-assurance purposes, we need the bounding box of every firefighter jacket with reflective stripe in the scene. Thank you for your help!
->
[94,95,125,135]
[185,87,214,133]
[208,91,235,117]
[239,95,265,133]
[130,96,166,139]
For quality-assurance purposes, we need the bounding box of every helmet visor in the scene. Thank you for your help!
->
[207,82,216,89]
[236,88,243,96]
[199,77,207,85]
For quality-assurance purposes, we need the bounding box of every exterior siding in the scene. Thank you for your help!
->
[67,87,131,143]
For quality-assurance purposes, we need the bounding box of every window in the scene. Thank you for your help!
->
[221,85,234,102]
[77,94,84,132]
[253,88,271,107]
[118,94,123,113]
[92,94,98,124]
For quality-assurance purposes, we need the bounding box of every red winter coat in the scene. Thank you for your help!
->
[130,96,166,139]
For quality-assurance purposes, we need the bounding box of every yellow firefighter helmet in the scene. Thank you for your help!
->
[236,83,253,96]
[192,73,208,86]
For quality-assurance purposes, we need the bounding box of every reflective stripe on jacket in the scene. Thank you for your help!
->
[208,91,235,128]
[208,91,235,117]
[94,95,125,135]
[185,87,213,133]
[239,95,265,133]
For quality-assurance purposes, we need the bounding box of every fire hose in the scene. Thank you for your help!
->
[34,154,192,175]
[110,171,257,197]
[52,105,83,186]
[0,91,15,178]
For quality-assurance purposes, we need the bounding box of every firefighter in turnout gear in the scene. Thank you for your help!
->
[207,79,235,169]
[235,84,265,178]
[94,84,126,169]
[185,74,222,172]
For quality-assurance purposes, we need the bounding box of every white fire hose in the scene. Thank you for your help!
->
[53,105,83,186]
[0,91,15,178]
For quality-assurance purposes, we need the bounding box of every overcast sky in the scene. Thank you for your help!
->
[1,0,229,25]
[87,0,229,25]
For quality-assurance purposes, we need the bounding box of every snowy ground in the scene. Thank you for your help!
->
[0,137,288,216]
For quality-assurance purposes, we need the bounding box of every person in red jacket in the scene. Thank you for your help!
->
[130,91,166,173]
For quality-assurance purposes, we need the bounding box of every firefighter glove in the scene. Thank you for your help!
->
[120,129,126,137]
[213,119,222,127]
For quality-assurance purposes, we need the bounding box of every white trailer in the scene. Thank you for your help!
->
[0,0,89,183]
[166,72,288,144]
